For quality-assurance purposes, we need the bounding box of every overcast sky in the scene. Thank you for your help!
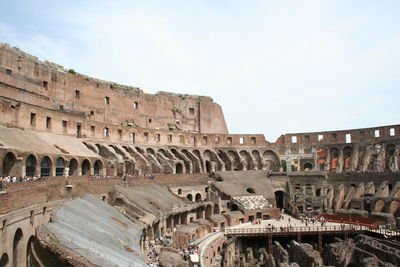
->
[1,0,399,141]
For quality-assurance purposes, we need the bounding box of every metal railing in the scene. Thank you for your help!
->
[226,225,400,236]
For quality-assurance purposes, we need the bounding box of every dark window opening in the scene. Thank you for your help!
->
[246,188,256,194]
[189,107,194,115]
[104,127,109,137]
[90,126,95,136]
[76,124,81,138]
[30,113,36,126]
[46,117,51,129]
[104,96,110,105]
[144,132,149,141]
[43,81,48,89]
[118,129,122,139]
[62,120,67,133]
[74,90,80,99]
[134,102,139,110]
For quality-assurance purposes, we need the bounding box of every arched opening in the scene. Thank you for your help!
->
[2,152,16,176]
[231,204,239,211]
[55,157,65,176]
[195,193,202,202]
[275,191,285,210]
[68,158,78,176]
[26,235,38,267]
[205,160,212,173]
[40,156,52,177]
[386,143,396,170]
[186,194,193,202]
[146,148,155,155]
[175,163,183,174]
[81,159,91,175]
[263,150,279,171]
[94,160,103,175]
[25,155,37,177]
[13,228,23,267]
[303,162,313,171]
[0,253,9,267]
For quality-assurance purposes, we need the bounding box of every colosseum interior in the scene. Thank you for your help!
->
[0,43,400,267]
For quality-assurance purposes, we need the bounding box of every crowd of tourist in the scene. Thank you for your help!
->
[180,245,200,262]
[0,175,44,190]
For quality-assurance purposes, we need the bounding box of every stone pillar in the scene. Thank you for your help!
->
[338,149,344,173]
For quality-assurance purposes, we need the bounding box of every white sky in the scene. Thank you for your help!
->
[1,0,399,142]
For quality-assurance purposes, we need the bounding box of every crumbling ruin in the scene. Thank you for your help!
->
[0,43,400,267]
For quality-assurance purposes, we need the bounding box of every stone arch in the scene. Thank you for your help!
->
[195,193,202,202]
[227,150,241,171]
[81,159,91,175]
[26,235,36,267]
[2,152,17,176]
[239,150,253,170]
[386,143,396,170]
[0,253,9,267]
[218,150,231,171]
[94,160,103,175]
[146,148,155,155]
[251,150,262,170]
[374,200,385,213]
[303,162,313,171]
[186,194,193,202]
[40,156,52,177]
[68,158,79,176]
[55,157,65,176]
[13,228,23,267]
[175,163,183,174]
[171,148,190,173]
[193,150,204,171]
[262,150,279,171]
[158,149,168,157]
[182,149,201,173]
[25,154,37,177]
[275,190,285,210]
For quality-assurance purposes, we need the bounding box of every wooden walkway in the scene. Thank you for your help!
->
[226,225,400,254]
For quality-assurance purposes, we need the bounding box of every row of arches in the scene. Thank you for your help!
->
[1,145,281,178]
[317,143,399,172]
[1,151,104,177]
[0,227,36,267]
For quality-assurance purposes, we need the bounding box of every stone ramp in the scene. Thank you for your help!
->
[42,195,147,267]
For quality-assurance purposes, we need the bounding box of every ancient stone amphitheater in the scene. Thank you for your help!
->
[0,43,399,267]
